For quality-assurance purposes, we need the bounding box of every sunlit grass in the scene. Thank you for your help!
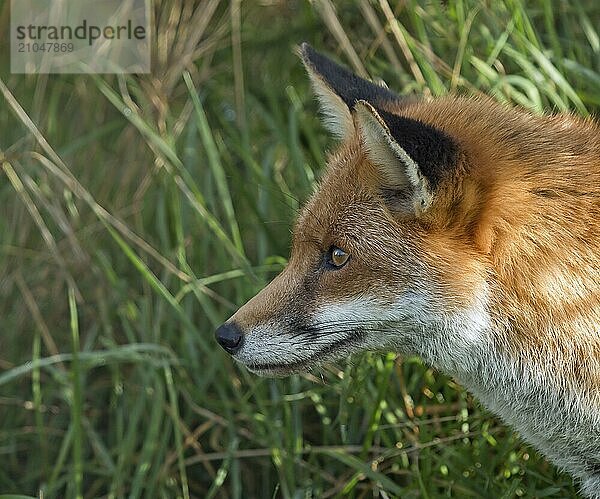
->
[0,0,598,497]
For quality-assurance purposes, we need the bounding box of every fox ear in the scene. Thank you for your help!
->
[299,42,401,139]
[354,100,459,216]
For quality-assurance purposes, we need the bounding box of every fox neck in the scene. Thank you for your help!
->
[414,294,600,405]
[452,330,600,490]
[395,290,493,376]
[411,294,600,488]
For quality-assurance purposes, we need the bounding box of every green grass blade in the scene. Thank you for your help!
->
[68,287,83,499]
[183,71,244,253]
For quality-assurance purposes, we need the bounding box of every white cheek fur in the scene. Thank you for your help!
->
[313,290,492,368]
[313,295,401,325]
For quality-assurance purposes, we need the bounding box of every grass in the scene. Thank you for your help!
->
[0,0,598,497]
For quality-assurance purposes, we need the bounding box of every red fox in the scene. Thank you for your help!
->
[215,43,600,496]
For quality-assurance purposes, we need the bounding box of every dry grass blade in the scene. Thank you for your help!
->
[1,157,82,300]
[15,272,63,364]
[359,0,404,73]
[230,0,246,132]
[314,0,368,77]
[378,0,426,88]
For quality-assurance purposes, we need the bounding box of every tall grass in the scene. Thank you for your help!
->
[0,0,598,497]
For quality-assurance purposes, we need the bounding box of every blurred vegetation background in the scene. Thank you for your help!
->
[0,0,598,497]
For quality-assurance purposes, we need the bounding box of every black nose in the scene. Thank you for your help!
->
[215,322,244,354]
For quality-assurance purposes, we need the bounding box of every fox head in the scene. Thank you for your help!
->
[212,44,600,494]
[214,43,497,376]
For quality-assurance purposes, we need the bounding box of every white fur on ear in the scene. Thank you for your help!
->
[306,72,355,139]
[354,100,432,213]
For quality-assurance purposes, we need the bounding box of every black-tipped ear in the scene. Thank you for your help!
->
[355,100,459,215]
[300,43,401,109]
[300,42,401,139]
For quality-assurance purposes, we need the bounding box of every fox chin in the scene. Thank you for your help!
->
[215,43,600,498]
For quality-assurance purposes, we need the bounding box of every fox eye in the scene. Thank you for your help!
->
[328,246,350,268]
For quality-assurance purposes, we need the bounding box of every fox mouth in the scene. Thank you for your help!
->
[242,334,363,376]
[245,362,306,377]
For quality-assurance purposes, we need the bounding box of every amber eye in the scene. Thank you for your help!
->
[329,246,350,268]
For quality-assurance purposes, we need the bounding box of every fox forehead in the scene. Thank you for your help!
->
[294,147,395,247]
